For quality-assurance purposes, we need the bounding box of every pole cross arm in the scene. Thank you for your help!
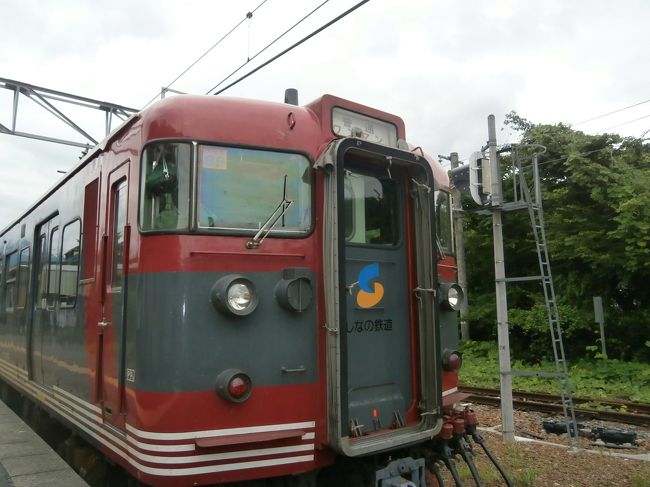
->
[0,77,138,149]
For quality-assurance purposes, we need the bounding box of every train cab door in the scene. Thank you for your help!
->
[99,164,130,430]
[321,138,440,456]
[30,215,60,385]
[339,156,414,437]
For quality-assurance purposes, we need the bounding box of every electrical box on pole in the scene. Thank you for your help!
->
[593,296,607,359]
[468,151,492,205]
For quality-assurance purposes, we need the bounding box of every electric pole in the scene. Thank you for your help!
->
[450,152,470,341]
[488,115,515,443]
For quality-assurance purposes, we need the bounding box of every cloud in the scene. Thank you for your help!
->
[2,0,650,228]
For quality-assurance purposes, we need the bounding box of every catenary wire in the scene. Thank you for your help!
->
[454,111,649,169]
[209,0,371,96]
[140,0,270,110]
[572,98,650,126]
[534,147,611,167]
[596,113,650,133]
[205,0,330,95]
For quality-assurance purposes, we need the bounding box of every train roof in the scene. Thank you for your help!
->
[0,113,140,236]
[1,94,449,235]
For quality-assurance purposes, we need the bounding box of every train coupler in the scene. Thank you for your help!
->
[375,456,426,487]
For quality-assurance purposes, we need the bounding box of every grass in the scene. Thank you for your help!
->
[631,471,650,487]
[459,340,650,403]
[444,443,539,486]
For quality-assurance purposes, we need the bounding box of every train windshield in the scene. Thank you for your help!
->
[197,146,311,234]
[140,142,192,231]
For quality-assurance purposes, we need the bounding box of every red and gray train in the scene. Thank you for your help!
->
[0,92,482,487]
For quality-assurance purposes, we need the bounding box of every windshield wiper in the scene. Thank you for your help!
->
[246,175,293,249]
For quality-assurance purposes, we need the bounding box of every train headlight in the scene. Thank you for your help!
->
[228,283,253,312]
[211,275,259,316]
[440,283,464,311]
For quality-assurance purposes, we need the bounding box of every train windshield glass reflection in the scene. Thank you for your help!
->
[197,146,311,234]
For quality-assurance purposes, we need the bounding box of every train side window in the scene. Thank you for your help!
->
[0,253,4,311]
[16,247,31,309]
[112,181,127,288]
[140,143,191,231]
[434,190,453,255]
[5,252,18,311]
[47,228,60,308]
[82,178,99,281]
[36,233,48,309]
[5,252,17,311]
[60,220,81,308]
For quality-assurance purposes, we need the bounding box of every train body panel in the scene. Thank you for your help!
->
[0,93,462,486]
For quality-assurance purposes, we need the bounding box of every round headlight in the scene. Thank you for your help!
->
[227,283,253,312]
[440,283,464,311]
[211,275,259,316]
[448,286,461,309]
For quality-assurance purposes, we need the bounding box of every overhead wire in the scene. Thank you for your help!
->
[205,0,330,95]
[491,102,650,169]
[534,147,612,168]
[572,98,650,126]
[208,0,371,96]
[140,0,270,110]
[596,113,650,133]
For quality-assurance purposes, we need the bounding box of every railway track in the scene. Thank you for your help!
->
[459,385,650,426]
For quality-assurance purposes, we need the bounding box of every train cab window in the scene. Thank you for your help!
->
[60,220,80,308]
[197,146,311,234]
[435,190,453,255]
[5,252,17,311]
[140,143,191,231]
[344,169,399,246]
[16,247,30,309]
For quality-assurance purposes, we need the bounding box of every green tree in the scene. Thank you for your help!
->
[464,114,650,362]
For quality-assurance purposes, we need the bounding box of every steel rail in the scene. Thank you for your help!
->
[459,385,650,427]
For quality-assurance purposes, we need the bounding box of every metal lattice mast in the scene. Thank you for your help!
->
[513,149,579,448]
[0,77,138,148]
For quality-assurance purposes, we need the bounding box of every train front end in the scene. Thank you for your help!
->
[121,94,462,486]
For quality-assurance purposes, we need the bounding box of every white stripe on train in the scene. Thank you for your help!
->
[0,357,316,474]
[125,421,317,441]
[442,387,458,396]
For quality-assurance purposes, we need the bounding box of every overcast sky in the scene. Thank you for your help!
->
[1,0,649,230]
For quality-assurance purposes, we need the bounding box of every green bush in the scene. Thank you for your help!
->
[459,341,650,402]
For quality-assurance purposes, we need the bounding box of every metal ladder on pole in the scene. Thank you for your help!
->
[509,147,580,448]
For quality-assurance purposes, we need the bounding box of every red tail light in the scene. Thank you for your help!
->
[228,376,249,399]
[442,349,463,371]
[216,369,253,403]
